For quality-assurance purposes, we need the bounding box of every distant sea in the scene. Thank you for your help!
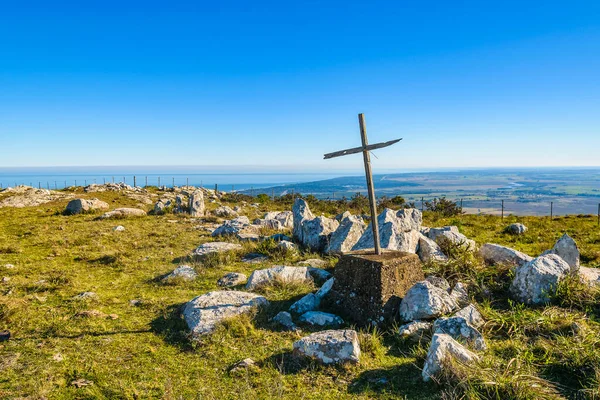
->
[0,166,344,192]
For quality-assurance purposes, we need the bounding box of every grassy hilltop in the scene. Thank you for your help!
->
[1,187,600,399]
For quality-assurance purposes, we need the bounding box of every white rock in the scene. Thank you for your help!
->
[188,190,205,217]
[544,233,580,272]
[218,272,248,287]
[398,320,433,342]
[417,233,449,263]
[273,311,298,331]
[213,206,238,218]
[506,223,527,235]
[98,208,147,219]
[292,198,315,244]
[353,208,420,253]
[246,266,313,290]
[422,333,480,382]
[315,277,335,299]
[433,316,487,351]
[162,265,197,282]
[293,329,360,364]
[301,216,339,252]
[479,243,533,267]
[428,226,476,251]
[113,225,125,232]
[277,240,298,252]
[212,216,256,237]
[510,254,571,305]
[297,259,327,268]
[450,282,470,308]
[290,293,320,314]
[307,267,332,283]
[395,208,423,231]
[192,242,242,257]
[453,304,484,328]
[183,291,269,336]
[580,266,600,286]
[298,311,344,327]
[65,198,109,214]
[325,214,367,254]
[399,281,458,321]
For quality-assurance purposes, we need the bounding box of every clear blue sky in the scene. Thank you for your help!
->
[1,1,599,171]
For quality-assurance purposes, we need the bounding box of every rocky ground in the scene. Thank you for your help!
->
[1,184,600,399]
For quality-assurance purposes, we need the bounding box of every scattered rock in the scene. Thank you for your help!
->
[98,208,147,219]
[399,281,458,321]
[129,299,142,307]
[236,233,261,242]
[65,198,109,214]
[479,243,533,267]
[433,316,487,351]
[301,216,339,252]
[510,254,571,305]
[417,233,449,263]
[580,266,600,286]
[229,358,258,373]
[307,267,332,284]
[398,321,433,342]
[183,291,269,336]
[161,265,197,282]
[0,186,72,208]
[113,225,125,232]
[73,292,98,301]
[192,242,242,258]
[74,309,108,318]
[293,329,360,364]
[292,198,315,244]
[290,293,320,314]
[273,311,298,331]
[71,378,94,388]
[269,233,292,242]
[543,233,580,272]
[325,214,367,254]
[241,253,269,264]
[253,218,282,230]
[315,277,335,299]
[450,282,470,308]
[298,311,344,327]
[188,190,205,217]
[218,272,248,287]
[3,264,15,269]
[453,304,484,328]
[213,206,239,218]
[263,211,294,229]
[422,333,480,382]
[425,276,451,292]
[353,208,421,253]
[212,216,256,237]
[506,223,527,235]
[246,266,313,290]
[428,226,476,251]
[297,259,327,268]
[277,240,298,252]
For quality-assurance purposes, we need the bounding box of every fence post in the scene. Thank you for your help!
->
[421,197,424,213]
[75,180,77,187]
[134,176,136,187]
[158,177,161,187]
[54,181,57,189]
[187,177,189,187]
[550,202,553,220]
[460,198,463,211]
[215,184,218,194]
[38,182,41,189]
[272,188,275,200]
[172,177,175,188]
[501,200,504,220]
[597,203,599,226]
[145,176,148,187]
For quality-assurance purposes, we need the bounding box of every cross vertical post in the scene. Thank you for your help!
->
[358,114,382,255]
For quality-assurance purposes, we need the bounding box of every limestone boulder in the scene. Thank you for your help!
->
[325,214,367,254]
[273,311,298,331]
[510,254,571,305]
[422,333,480,382]
[298,311,344,327]
[417,233,448,263]
[352,208,420,253]
[315,277,335,299]
[217,272,247,287]
[398,320,433,343]
[183,291,269,336]
[544,233,580,272]
[246,266,313,290]
[450,282,470,308]
[161,265,197,282]
[65,198,109,215]
[98,208,147,219]
[212,216,256,237]
[192,242,242,258]
[453,304,484,328]
[301,216,339,252]
[433,316,487,351]
[293,329,360,364]
[479,243,533,267]
[580,266,600,286]
[428,226,476,251]
[399,281,458,321]
[506,223,527,235]
[213,206,239,218]
[290,293,320,314]
[278,240,298,252]
[292,198,315,243]
[264,211,293,229]
[188,190,205,217]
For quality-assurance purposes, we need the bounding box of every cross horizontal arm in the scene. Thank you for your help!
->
[323,138,402,159]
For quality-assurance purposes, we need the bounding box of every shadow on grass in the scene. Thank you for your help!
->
[149,302,195,352]
[262,350,330,375]
[348,363,439,398]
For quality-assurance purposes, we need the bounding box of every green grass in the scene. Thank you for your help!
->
[1,190,600,399]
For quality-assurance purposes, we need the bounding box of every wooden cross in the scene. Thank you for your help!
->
[324,113,402,255]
